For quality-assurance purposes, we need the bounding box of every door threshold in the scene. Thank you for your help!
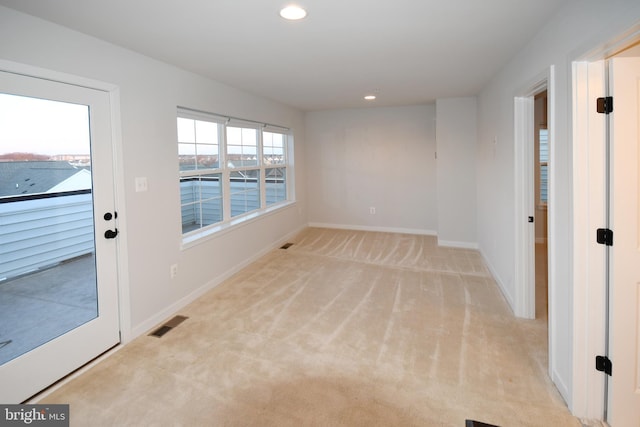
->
[24,343,122,404]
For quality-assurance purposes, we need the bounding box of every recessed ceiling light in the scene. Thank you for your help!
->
[280,5,307,20]
[364,95,377,101]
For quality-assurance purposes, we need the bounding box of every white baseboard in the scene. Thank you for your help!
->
[479,247,515,314]
[307,223,480,250]
[437,239,479,249]
[129,225,306,339]
[551,370,571,409]
[307,222,437,236]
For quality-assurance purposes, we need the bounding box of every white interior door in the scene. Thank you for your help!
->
[608,55,640,426]
[0,70,120,403]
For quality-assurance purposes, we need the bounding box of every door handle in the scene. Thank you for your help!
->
[104,228,119,239]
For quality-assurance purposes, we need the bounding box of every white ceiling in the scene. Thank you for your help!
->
[0,0,568,111]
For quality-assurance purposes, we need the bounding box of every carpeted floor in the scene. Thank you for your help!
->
[39,228,579,426]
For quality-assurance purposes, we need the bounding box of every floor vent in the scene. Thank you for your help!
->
[280,243,294,250]
[149,315,188,338]
[465,421,499,427]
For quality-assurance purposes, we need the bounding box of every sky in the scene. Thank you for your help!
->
[0,93,91,156]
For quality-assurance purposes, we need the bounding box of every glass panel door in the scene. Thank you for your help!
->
[0,93,97,365]
[0,70,120,403]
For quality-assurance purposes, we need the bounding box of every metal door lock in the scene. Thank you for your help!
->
[104,228,119,239]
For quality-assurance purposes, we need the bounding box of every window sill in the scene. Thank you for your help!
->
[180,201,296,250]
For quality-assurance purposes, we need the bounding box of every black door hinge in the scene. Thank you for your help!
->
[596,355,612,376]
[597,96,613,114]
[597,228,613,246]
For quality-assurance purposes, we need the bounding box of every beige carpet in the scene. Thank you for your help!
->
[40,228,579,426]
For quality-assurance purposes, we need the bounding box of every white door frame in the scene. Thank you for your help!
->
[0,60,132,342]
[572,59,608,420]
[571,26,640,420]
[514,66,556,387]
[514,67,555,320]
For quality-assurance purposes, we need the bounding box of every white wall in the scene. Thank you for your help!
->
[436,98,477,248]
[305,105,437,235]
[0,6,307,338]
[475,0,640,412]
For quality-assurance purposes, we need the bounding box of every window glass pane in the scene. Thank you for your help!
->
[178,143,197,171]
[178,118,219,171]
[539,129,549,162]
[263,132,285,165]
[195,121,219,169]
[200,196,223,227]
[227,126,258,167]
[0,93,91,198]
[226,127,241,144]
[540,164,548,204]
[230,169,260,217]
[180,173,222,233]
[539,128,549,204]
[195,120,218,144]
[266,167,286,206]
[177,118,195,143]
[196,143,219,169]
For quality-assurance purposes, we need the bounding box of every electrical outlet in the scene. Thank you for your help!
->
[170,264,178,278]
[369,207,376,215]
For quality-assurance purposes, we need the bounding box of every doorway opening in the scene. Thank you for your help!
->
[514,66,555,386]
[534,91,549,323]
[514,68,553,320]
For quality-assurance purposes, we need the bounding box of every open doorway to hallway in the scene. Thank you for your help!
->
[514,73,555,394]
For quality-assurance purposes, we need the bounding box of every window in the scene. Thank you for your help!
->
[177,109,291,238]
[263,131,287,206]
[227,125,260,217]
[178,116,223,233]
[539,127,548,205]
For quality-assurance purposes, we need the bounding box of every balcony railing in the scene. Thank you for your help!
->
[180,178,286,232]
[0,190,94,281]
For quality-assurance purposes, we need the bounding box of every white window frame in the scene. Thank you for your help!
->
[262,129,288,208]
[225,122,261,219]
[177,108,293,246]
